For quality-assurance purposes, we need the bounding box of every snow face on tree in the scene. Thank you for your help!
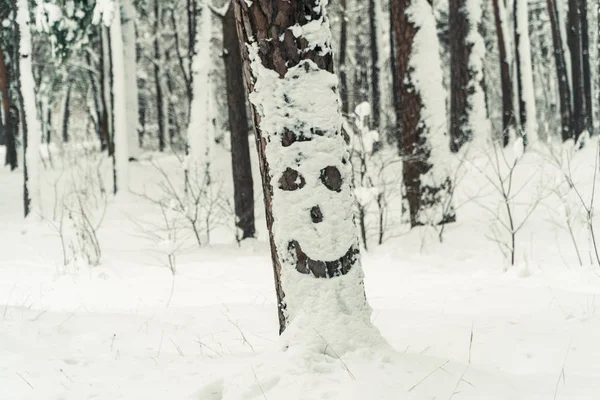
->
[244,0,381,352]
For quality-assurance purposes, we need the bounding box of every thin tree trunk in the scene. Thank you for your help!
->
[233,0,374,338]
[580,0,593,135]
[492,0,516,145]
[223,4,255,240]
[122,0,140,160]
[547,0,573,141]
[369,0,381,129]
[154,0,166,152]
[100,26,114,155]
[513,0,526,137]
[62,83,71,143]
[0,39,17,169]
[339,0,349,116]
[449,0,470,152]
[568,0,586,139]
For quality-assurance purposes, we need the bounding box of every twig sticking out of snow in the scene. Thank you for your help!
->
[251,366,268,400]
[553,339,571,400]
[314,329,356,380]
[408,360,450,392]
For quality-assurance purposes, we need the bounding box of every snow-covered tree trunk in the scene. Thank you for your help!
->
[547,0,573,141]
[95,0,129,193]
[568,0,586,139]
[122,0,140,159]
[0,38,17,170]
[391,0,455,227]
[110,1,129,192]
[153,0,166,152]
[449,0,490,152]
[186,1,213,177]
[514,0,537,145]
[17,0,42,217]
[233,0,379,347]
[492,0,516,145]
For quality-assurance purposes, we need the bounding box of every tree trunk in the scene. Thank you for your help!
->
[0,38,17,169]
[492,0,516,145]
[17,0,42,217]
[100,26,114,155]
[339,0,349,116]
[369,0,381,129]
[154,0,166,152]
[580,0,593,135]
[547,0,573,141]
[391,0,455,227]
[233,0,375,341]
[513,0,526,137]
[223,4,255,240]
[568,0,586,139]
[62,83,71,143]
[122,0,141,160]
[514,0,537,145]
[108,0,129,193]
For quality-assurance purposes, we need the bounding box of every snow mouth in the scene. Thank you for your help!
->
[288,240,358,278]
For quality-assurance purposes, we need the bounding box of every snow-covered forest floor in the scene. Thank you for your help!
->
[2,141,600,399]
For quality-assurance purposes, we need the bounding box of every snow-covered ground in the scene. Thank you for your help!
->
[1,142,600,399]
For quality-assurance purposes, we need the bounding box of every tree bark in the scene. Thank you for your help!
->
[338,0,349,116]
[391,0,454,227]
[154,0,166,152]
[568,0,586,138]
[0,38,17,169]
[547,0,573,141]
[233,0,372,337]
[369,0,381,129]
[449,0,470,152]
[580,0,593,135]
[223,4,255,240]
[492,0,516,145]
[122,0,141,159]
[62,83,71,143]
[513,0,526,137]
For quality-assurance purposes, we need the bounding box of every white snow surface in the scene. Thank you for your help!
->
[2,140,600,398]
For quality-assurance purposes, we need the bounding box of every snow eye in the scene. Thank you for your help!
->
[278,167,305,191]
[320,166,342,192]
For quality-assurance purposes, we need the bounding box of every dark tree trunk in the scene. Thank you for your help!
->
[62,84,72,143]
[449,0,471,152]
[154,0,166,152]
[368,0,381,129]
[339,0,349,116]
[492,0,516,145]
[14,21,30,217]
[0,38,17,169]
[233,0,364,334]
[99,27,113,155]
[223,4,255,240]
[547,0,573,141]
[568,0,586,139]
[513,0,526,137]
[580,0,593,135]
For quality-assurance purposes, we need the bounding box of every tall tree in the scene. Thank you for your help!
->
[391,0,455,227]
[222,4,255,240]
[546,0,573,141]
[514,0,537,145]
[492,0,516,145]
[0,36,17,170]
[368,0,381,129]
[122,0,140,159]
[579,0,592,135]
[338,0,349,116]
[568,0,586,138]
[449,0,489,152]
[17,0,42,217]
[153,0,166,152]
[233,0,377,342]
